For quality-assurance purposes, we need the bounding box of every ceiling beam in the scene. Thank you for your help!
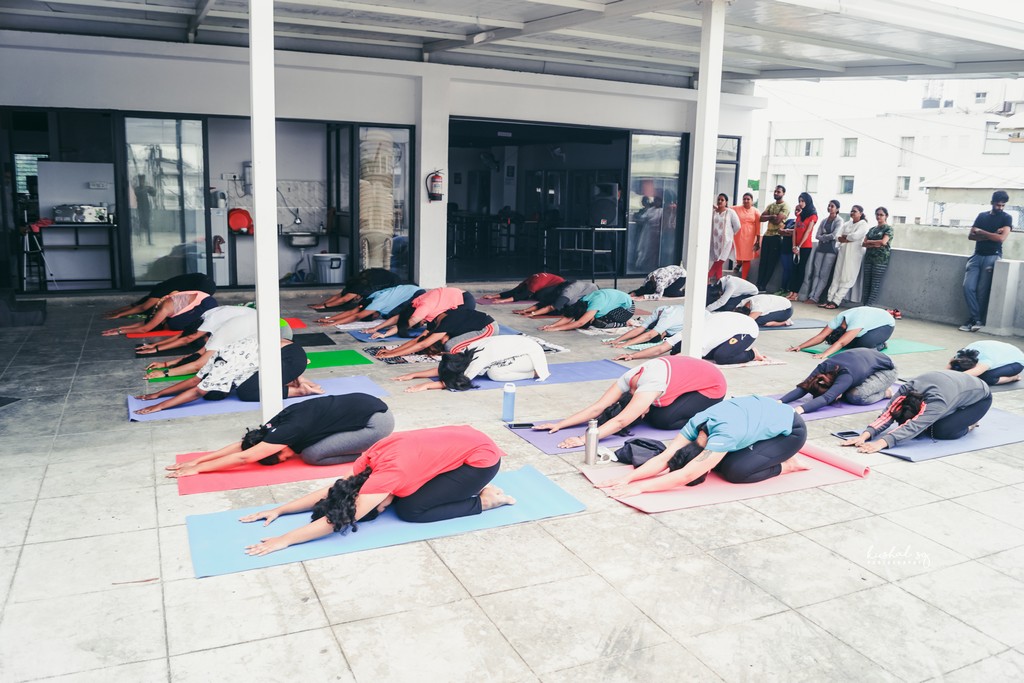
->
[187,0,219,43]
[0,7,184,28]
[201,24,422,49]
[278,0,524,30]
[643,11,956,69]
[519,0,608,10]
[752,59,1024,80]
[502,38,762,75]
[451,46,694,78]
[208,10,465,40]
[30,0,195,16]
[423,0,687,55]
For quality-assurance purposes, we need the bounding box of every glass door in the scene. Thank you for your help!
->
[626,133,683,274]
[124,117,206,284]
[355,126,411,280]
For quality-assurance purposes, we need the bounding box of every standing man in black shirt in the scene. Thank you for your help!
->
[961,190,1012,332]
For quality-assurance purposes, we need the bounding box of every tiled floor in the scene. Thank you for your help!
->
[1,282,1023,682]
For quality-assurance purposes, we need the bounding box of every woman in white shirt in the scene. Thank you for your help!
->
[392,335,550,392]
[824,204,870,309]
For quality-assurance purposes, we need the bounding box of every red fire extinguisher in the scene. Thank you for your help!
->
[426,169,444,202]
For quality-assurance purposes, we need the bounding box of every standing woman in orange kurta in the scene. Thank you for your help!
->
[732,192,761,281]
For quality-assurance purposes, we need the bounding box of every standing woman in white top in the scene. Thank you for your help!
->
[709,194,741,281]
[392,335,550,392]
[824,204,870,309]
[800,199,843,304]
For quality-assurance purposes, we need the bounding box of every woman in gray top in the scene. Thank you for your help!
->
[800,199,843,304]
[842,370,992,453]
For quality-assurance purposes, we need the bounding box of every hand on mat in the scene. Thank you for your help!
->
[557,435,585,449]
[245,536,289,556]
[612,353,635,362]
[375,348,399,359]
[135,346,158,356]
[812,353,829,360]
[166,464,200,478]
[240,509,281,526]
[134,392,161,401]
[134,405,163,415]
[146,361,167,371]
[855,439,886,454]
[531,423,561,434]
[841,433,869,448]
[392,372,419,381]
[404,383,433,393]
[101,327,123,337]
[786,345,802,352]
[595,475,631,490]
[604,481,645,498]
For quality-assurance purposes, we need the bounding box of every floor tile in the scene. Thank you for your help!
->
[802,516,967,581]
[0,584,165,681]
[873,459,1002,498]
[9,529,160,603]
[42,659,168,683]
[58,407,138,435]
[655,501,791,550]
[684,610,897,682]
[0,501,35,548]
[477,574,670,674]
[0,375,74,398]
[25,487,156,544]
[540,642,720,683]
[741,487,870,531]
[155,483,272,528]
[547,471,629,515]
[978,546,1024,582]
[883,500,1024,558]
[158,524,194,582]
[899,562,1024,648]
[942,649,1024,683]
[169,629,354,683]
[943,450,1024,485]
[0,546,18,606]
[49,429,152,463]
[712,533,884,608]
[822,471,941,514]
[800,584,1003,680]
[38,455,154,499]
[305,543,468,623]
[164,564,327,656]
[334,600,531,682]
[0,465,45,503]
[954,486,1024,531]
[0,362,79,382]
[430,523,589,596]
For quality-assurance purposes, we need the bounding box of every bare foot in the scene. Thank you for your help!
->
[298,377,324,395]
[884,387,894,399]
[479,484,516,511]
[968,423,980,433]
[780,456,810,474]
[752,347,767,362]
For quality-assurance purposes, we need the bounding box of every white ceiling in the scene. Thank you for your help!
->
[2,0,1023,87]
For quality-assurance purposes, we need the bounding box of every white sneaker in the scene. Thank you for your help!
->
[958,320,976,332]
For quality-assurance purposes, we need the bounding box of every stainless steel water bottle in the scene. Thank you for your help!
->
[584,418,599,465]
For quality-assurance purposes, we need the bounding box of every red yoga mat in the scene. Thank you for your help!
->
[173,451,353,495]
[126,330,181,338]
[581,443,868,513]
[283,317,307,329]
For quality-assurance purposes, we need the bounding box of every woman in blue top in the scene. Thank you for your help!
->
[597,396,808,497]
[607,305,686,348]
[780,348,897,414]
[948,340,1024,386]
[786,306,895,359]
[539,288,634,331]
[315,284,423,327]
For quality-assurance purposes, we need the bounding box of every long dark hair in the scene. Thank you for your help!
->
[666,424,709,486]
[797,369,839,397]
[240,425,283,466]
[560,300,588,321]
[949,348,980,372]
[311,469,376,533]
[797,192,817,220]
[437,348,480,391]
[891,391,927,424]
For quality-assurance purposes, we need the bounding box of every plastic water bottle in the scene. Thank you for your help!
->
[584,419,600,465]
[502,383,516,422]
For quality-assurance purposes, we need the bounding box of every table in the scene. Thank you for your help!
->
[554,225,627,288]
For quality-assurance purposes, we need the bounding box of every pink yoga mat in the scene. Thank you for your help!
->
[126,330,181,338]
[580,443,869,513]
[173,452,353,495]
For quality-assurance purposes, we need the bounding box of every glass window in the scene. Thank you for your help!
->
[357,126,411,280]
[895,176,910,198]
[898,136,914,166]
[841,138,858,157]
[839,176,854,194]
[14,153,47,194]
[803,175,818,193]
[983,122,1010,155]
[975,92,987,104]
[772,174,786,190]
[627,133,681,274]
[716,136,739,162]
[773,138,821,157]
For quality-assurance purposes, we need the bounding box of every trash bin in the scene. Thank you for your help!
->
[314,253,346,284]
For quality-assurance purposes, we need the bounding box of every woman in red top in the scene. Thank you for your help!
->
[481,273,565,303]
[782,192,817,301]
[533,356,727,449]
[241,426,515,556]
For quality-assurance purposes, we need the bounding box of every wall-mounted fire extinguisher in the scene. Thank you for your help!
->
[426,169,444,202]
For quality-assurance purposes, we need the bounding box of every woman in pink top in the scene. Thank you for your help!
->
[533,356,727,449]
[241,426,516,556]
[364,287,474,339]
[101,291,217,337]
[732,193,761,280]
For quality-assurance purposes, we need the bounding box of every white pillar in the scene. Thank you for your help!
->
[249,0,283,421]
[414,72,451,288]
[679,0,727,357]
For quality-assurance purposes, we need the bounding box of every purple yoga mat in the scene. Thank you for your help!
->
[509,419,678,455]
[348,324,521,344]
[769,392,892,422]
[473,359,627,390]
[126,375,388,422]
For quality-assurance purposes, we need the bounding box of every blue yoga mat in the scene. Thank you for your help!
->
[405,359,627,391]
[186,464,585,577]
[126,375,388,422]
[348,324,521,343]
[872,408,1022,461]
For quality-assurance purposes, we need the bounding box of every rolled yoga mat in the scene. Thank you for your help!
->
[127,375,388,422]
[186,464,585,577]
[292,332,337,347]
[305,349,374,369]
[580,443,869,513]
[871,408,1023,462]
[802,339,944,356]
[173,452,354,496]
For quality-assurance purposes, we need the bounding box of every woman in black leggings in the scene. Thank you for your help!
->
[843,370,992,453]
[597,396,808,497]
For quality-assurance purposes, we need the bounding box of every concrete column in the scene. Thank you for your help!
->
[249,0,283,420]
[678,0,727,357]
[414,72,451,288]
[984,259,1022,336]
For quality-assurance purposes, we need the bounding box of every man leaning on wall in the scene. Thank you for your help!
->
[960,190,1012,333]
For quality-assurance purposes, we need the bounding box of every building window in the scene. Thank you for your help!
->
[893,215,907,224]
[839,176,854,194]
[772,174,786,190]
[14,154,48,194]
[984,122,1011,155]
[773,138,822,157]
[975,92,987,104]
[898,137,914,166]
[803,175,818,193]
[895,176,911,198]
[841,138,858,157]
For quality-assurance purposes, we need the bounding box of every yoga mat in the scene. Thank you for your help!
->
[283,317,307,329]
[509,418,677,455]
[769,389,896,422]
[581,443,869,513]
[332,320,379,331]
[148,372,197,383]
[292,332,337,347]
[802,339,945,357]
[477,298,525,306]
[137,340,204,358]
[760,318,827,331]
[472,359,627,391]
[126,330,180,339]
[720,357,786,368]
[990,381,1024,393]
[348,324,521,344]
[186,465,585,577]
[305,349,373,369]
[126,375,388,422]
[174,452,354,496]
[0,397,21,409]
[363,346,439,365]
[873,408,1024,462]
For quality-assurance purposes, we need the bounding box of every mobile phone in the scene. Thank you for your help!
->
[832,430,862,440]
[507,422,535,429]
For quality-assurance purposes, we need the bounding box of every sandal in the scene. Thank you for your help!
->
[822,303,838,310]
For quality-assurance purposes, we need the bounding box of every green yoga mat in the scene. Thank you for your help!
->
[305,349,374,369]
[802,339,944,357]
[148,372,196,383]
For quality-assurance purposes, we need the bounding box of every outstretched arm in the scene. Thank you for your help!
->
[613,341,670,361]
[243,490,389,556]
[787,326,832,353]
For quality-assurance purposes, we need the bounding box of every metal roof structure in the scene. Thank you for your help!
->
[2,0,1024,87]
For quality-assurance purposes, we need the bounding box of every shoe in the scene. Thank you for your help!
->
[886,308,902,320]
[958,320,977,332]
[970,321,983,332]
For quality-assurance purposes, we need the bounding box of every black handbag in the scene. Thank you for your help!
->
[614,437,666,468]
